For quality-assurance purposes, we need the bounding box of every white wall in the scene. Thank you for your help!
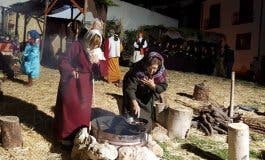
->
[107,0,178,30]
[48,0,178,30]
[201,0,264,73]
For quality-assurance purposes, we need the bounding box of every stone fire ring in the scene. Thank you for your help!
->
[91,115,148,146]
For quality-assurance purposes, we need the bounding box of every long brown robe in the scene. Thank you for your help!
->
[53,41,93,141]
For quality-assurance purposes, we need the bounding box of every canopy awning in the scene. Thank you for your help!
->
[1,0,106,20]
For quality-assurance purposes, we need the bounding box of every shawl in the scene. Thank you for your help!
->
[133,51,166,84]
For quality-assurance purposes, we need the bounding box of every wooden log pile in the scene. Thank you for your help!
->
[194,105,241,136]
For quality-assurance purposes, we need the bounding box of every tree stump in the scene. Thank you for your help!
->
[166,105,193,139]
[193,83,209,101]
[228,123,249,160]
[0,116,23,149]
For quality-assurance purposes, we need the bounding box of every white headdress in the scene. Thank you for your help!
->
[84,29,103,47]
[83,29,105,61]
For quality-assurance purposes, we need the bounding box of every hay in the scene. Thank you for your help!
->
[0,66,265,159]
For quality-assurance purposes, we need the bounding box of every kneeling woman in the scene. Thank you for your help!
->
[122,51,167,122]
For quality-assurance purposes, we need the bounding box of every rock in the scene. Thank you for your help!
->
[146,135,164,158]
[71,129,118,160]
[151,123,170,143]
[118,146,159,160]
[81,142,118,160]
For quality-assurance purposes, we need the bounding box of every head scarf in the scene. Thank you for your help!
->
[133,51,166,84]
[28,30,40,40]
[108,29,115,37]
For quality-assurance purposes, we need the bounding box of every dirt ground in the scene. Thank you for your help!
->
[0,66,264,160]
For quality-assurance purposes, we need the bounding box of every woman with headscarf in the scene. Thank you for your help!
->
[21,30,40,86]
[122,51,167,122]
[53,29,100,146]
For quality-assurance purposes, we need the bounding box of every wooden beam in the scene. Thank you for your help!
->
[15,12,19,36]
[23,15,31,42]
[36,19,43,33]
[71,6,74,19]
[83,0,88,23]
[70,0,84,13]
[31,16,44,23]
[40,0,49,63]
[74,12,82,21]
[44,0,58,16]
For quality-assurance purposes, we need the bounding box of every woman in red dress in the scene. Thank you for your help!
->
[53,30,101,145]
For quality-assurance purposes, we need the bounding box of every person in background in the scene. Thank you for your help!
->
[249,57,259,81]
[122,51,167,123]
[89,18,104,34]
[53,29,100,146]
[131,32,148,64]
[85,29,105,80]
[214,39,226,77]
[21,30,40,86]
[104,29,123,87]
[66,21,82,51]
[11,36,20,57]
[223,42,234,78]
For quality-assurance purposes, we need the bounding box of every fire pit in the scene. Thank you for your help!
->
[91,115,149,146]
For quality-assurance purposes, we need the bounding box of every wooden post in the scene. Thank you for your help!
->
[15,12,19,36]
[83,0,88,24]
[229,72,235,119]
[40,0,49,63]
[23,15,29,42]
[1,8,4,32]
[0,116,23,149]
[228,123,249,160]
[166,105,193,139]
[71,6,74,19]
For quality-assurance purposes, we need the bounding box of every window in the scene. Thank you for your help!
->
[239,0,253,23]
[208,4,220,28]
[236,33,251,50]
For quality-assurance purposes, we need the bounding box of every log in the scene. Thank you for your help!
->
[193,83,210,101]
[166,105,193,139]
[228,123,249,160]
[0,116,23,148]
[242,116,265,133]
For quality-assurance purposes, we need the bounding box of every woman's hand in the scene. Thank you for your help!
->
[72,70,79,79]
[89,50,99,64]
[140,78,156,90]
[132,100,140,118]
